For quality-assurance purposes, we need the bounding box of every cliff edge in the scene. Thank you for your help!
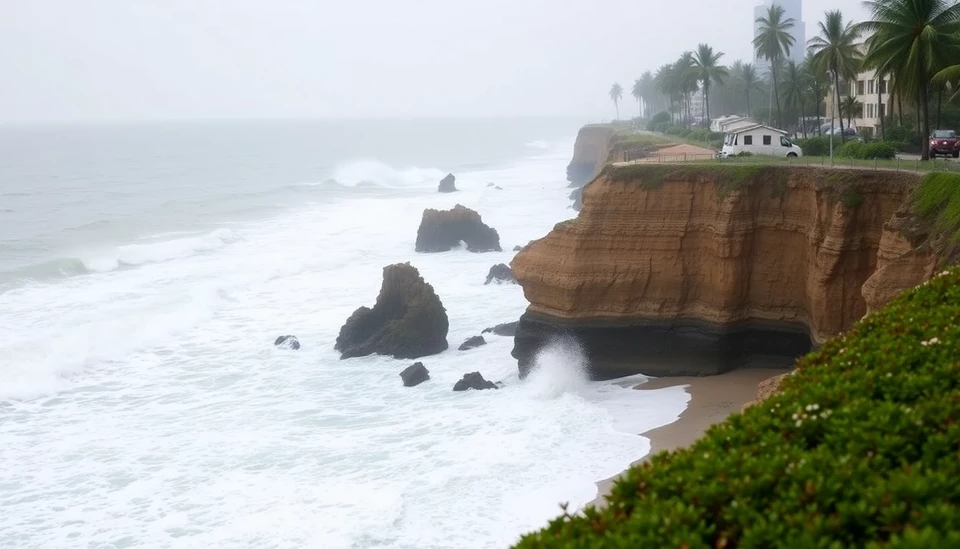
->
[512,164,941,378]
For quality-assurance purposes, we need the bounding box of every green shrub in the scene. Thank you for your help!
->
[679,128,692,138]
[836,140,865,158]
[796,136,829,156]
[647,111,670,130]
[514,265,960,548]
[860,141,897,159]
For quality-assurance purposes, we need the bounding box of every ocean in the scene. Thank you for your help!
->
[0,118,689,548]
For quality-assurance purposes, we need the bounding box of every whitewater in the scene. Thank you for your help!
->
[0,120,689,549]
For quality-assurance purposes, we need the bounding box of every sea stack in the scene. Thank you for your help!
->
[335,263,449,359]
[438,173,457,193]
[415,204,502,253]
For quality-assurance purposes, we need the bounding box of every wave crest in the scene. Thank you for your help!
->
[329,159,446,188]
[523,337,589,398]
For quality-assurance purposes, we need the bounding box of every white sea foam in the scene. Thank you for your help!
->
[0,136,690,548]
[329,158,448,188]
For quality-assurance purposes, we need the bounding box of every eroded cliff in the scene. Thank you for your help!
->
[513,164,941,378]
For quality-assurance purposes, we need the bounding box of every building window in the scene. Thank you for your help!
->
[857,80,865,95]
[880,103,885,118]
[868,80,875,94]
[763,135,772,145]
[879,79,887,94]
[744,135,753,145]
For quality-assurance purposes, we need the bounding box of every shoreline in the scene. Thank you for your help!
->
[588,368,787,508]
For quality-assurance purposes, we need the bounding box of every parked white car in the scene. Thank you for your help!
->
[719,123,804,158]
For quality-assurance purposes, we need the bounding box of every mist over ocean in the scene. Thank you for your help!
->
[0,119,689,548]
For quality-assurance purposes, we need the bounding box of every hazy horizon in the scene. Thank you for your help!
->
[2,0,870,124]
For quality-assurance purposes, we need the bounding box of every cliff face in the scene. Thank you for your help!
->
[566,125,617,188]
[513,164,935,379]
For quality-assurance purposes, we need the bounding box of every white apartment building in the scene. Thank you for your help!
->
[824,68,896,139]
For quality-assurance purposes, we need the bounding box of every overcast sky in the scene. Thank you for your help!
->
[0,0,870,123]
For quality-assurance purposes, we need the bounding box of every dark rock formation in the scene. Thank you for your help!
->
[494,186,503,190]
[399,362,430,387]
[569,187,583,211]
[439,173,457,193]
[274,335,300,350]
[458,335,487,351]
[511,311,811,380]
[482,322,518,337]
[335,263,449,359]
[513,245,523,252]
[453,372,499,391]
[487,182,495,187]
[484,263,516,285]
[415,204,501,253]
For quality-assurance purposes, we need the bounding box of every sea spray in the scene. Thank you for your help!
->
[523,337,589,399]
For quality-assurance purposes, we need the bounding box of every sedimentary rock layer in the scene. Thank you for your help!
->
[512,164,936,378]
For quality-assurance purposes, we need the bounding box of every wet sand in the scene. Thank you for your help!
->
[588,368,787,509]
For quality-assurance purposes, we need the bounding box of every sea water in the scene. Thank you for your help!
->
[0,119,689,548]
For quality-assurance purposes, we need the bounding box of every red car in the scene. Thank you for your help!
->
[930,130,960,158]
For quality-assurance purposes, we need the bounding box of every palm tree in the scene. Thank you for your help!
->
[808,10,862,144]
[631,78,643,117]
[639,71,656,115]
[609,83,623,121]
[739,62,761,117]
[781,60,810,137]
[754,4,796,128]
[691,43,729,128]
[804,57,828,135]
[860,0,960,160]
[841,96,863,128]
[654,64,676,122]
[675,52,700,127]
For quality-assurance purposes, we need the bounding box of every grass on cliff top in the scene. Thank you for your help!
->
[912,173,960,253]
[603,163,790,199]
[603,162,920,208]
[513,266,960,549]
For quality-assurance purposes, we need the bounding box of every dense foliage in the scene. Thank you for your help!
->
[835,140,899,159]
[514,262,960,548]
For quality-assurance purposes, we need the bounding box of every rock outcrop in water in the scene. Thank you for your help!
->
[458,335,486,351]
[484,263,515,285]
[438,173,457,193]
[512,164,940,379]
[482,321,518,337]
[399,362,431,387]
[453,372,499,391]
[415,204,502,253]
[274,335,300,350]
[335,263,449,359]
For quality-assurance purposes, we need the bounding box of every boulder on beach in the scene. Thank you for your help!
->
[438,173,457,193]
[399,362,431,387]
[484,263,516,285]
[274,335,301,350]
[453,372,499,391]
[458,335,487,351]
[335,263,449,359]
[482,322,518,337]
[415,204,502,253]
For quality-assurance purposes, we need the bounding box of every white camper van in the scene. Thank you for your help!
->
[719,123,803,158]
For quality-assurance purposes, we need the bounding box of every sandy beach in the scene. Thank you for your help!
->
[588,368,788,508]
